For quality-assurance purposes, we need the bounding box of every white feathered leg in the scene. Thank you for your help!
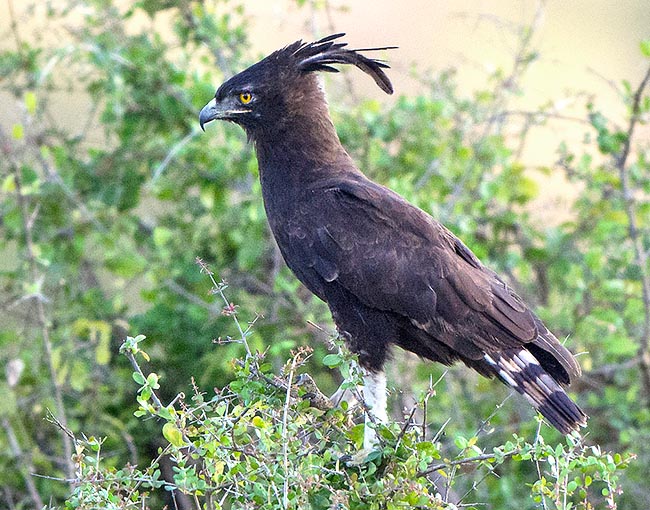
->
[361,370,388,450]
[330,364,388,464]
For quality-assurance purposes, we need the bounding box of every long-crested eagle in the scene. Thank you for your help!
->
[199,33,587,452]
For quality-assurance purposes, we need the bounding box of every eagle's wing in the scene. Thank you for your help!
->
[298,175,580,383]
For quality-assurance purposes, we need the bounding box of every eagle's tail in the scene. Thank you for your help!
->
[484,349,587,434]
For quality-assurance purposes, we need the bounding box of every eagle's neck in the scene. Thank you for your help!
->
[255,117,342,168]
[252,120,350,222]
[252,76,348,172]
[252,109,352,194]
[247,76,359,221]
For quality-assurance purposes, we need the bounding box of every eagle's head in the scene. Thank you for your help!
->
[199,33,395,136]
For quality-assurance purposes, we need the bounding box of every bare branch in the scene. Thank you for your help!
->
[281,355,298,509]
[416,448,520,478]
[615,64,650,399]
[150,127,201,182]
[1,418,44,509]
[11,156,74,480]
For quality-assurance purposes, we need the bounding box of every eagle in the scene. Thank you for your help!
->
[199,33,587,452]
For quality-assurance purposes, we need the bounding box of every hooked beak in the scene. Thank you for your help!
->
[199,98,219,131]
[199,97,251,131]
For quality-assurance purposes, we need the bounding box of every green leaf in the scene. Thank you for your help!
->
[146,372,160,389]
[251,415,266,428]
[454,435,468,449]
[25,91,37,114]
[132,372,146,385]
[641,39,650,57]
[415,441,438,457]
[153,226,173,247]
[2,175,16,192]
[140,386,151,402]
[162,422,186,447]
[322,354,342,368]
[157,406,174,421]
[12,123,23,140]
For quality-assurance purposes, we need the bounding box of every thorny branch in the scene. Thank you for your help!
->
[197,257,253,358]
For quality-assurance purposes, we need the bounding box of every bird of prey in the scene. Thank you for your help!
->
[200,33,587,453]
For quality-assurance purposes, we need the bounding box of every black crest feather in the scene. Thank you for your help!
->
[287,33,396,94]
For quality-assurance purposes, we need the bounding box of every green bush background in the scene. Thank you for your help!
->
[1,1,649,508]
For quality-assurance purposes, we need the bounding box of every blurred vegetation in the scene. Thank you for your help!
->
[1,0,649,508]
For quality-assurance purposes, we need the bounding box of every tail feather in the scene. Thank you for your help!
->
[484,349,587,434]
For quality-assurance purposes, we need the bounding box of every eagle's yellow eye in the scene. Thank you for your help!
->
[239,92,252,104]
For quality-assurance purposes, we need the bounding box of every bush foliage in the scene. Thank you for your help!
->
[1,1,649,508]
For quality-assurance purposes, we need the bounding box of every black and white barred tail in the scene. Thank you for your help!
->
[484,349,587,434]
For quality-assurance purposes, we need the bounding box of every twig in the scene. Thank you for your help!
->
[1,418,44,509]
[395,404,419,448]
[127,444,174,498]
[615,64,650,399]
[422,370,448,442]
[416,448,520,478]
[422,385,429,442]
[616,65,650,171]
[196,258,253,358]
[457,471,499,508]
[164,279,220,315]
[11,156,74,480]
[431,417,451,446]
[586,65,625,99]
[123,350,165,410]
[281,355,298,509]
[44,409,75,441]
[533,420,549,510]
[486,109,591,126]
[474,392,514,438]
[150,127,201,182]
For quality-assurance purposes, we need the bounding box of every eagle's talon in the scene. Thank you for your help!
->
[293,373,334,411]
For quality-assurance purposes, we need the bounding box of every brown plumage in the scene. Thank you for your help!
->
[200,33,587,435]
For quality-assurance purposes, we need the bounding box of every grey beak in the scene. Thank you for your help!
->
[199,98,218,131]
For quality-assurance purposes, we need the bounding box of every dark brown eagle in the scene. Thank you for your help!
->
[200,33,586,449]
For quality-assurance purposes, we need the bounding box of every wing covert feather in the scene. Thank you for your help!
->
[306,176,540,351]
